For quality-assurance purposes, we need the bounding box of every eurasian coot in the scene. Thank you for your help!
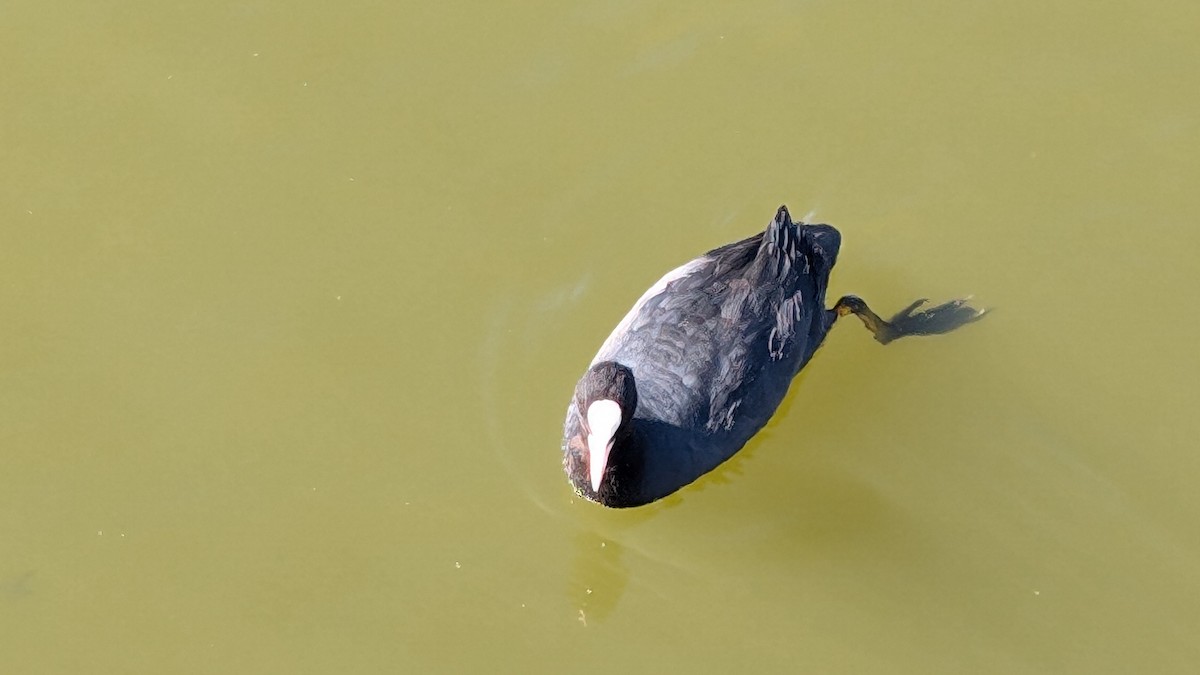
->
[562,205,983,508]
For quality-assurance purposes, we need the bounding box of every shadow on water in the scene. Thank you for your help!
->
[567,530,628,626]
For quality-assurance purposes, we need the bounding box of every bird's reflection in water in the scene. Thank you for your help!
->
[568,530,628,626]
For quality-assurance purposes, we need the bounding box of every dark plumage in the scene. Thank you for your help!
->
[563,205,984,507]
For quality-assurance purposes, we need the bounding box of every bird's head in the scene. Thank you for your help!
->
[573,361,637,493]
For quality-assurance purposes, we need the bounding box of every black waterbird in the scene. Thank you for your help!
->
[562,206,984,508]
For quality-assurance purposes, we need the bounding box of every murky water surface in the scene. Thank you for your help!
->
[2,1,1198,672]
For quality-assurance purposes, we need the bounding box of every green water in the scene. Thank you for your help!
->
[2,1,1198,672]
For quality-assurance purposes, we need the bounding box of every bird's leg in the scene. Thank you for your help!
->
[833,295,985,345]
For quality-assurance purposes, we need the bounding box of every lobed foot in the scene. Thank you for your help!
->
[835,295,986,345]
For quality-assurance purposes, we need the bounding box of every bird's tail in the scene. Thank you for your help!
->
[759,205,841,283]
